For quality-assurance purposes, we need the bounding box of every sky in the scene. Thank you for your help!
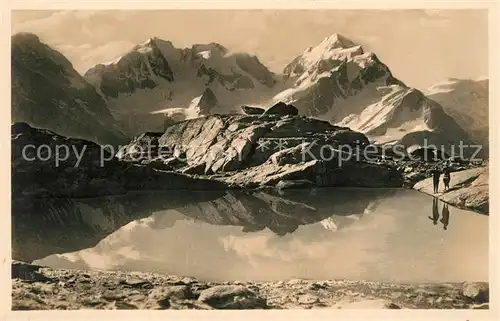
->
[11,9,488,90]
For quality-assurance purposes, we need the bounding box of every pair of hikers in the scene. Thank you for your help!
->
[429,197,450,230]
[432,166,451,194]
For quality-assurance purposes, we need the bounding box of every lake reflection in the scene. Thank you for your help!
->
[13,188,488,283]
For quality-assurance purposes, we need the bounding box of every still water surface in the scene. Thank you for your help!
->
[14,188,487,283]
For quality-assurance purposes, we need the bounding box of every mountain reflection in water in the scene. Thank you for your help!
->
[12,188,488,283]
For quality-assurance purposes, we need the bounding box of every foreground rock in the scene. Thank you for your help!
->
[117,114,404,188]
[11,262,489,310]
[11,122,228,198]
[413,166,489,214]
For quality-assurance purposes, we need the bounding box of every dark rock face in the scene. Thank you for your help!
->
[426,78,489,157]
[196,88,218,114]
[11,122,229,199]
[241,105,265,115]
[11,33,127,146]
[264,102,299,116]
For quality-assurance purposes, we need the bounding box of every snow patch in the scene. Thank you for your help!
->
[197,50,212,59]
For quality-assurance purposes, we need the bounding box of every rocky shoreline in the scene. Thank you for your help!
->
[12,261,489,310]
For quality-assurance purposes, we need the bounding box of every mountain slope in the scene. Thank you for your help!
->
[11,33,127,146]
[426,78,489,156]
[84,38,286,135]
[273,33,404,121]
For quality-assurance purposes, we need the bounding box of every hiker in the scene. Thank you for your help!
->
[432,168,441,193]
[443,166,451,191]
[428,197,439,225]
[441,203,450,230]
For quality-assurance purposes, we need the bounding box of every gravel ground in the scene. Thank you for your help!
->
[11,261,489,310]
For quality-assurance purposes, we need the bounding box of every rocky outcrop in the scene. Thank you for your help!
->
[413,166,489,214]
[11,262,489,310]
[11,122,228,199]
[11,33,127,146]
[117,114,403,188]
[273,34,479,160]
[83,37,282,136]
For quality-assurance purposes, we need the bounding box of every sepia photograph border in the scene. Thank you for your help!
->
[1,1,499,321]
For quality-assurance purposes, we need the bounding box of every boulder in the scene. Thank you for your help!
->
[241,105,265,115]
[197,285,267,309]
[11,261,52,282]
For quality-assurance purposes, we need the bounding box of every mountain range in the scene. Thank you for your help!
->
[11,32,489,157]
